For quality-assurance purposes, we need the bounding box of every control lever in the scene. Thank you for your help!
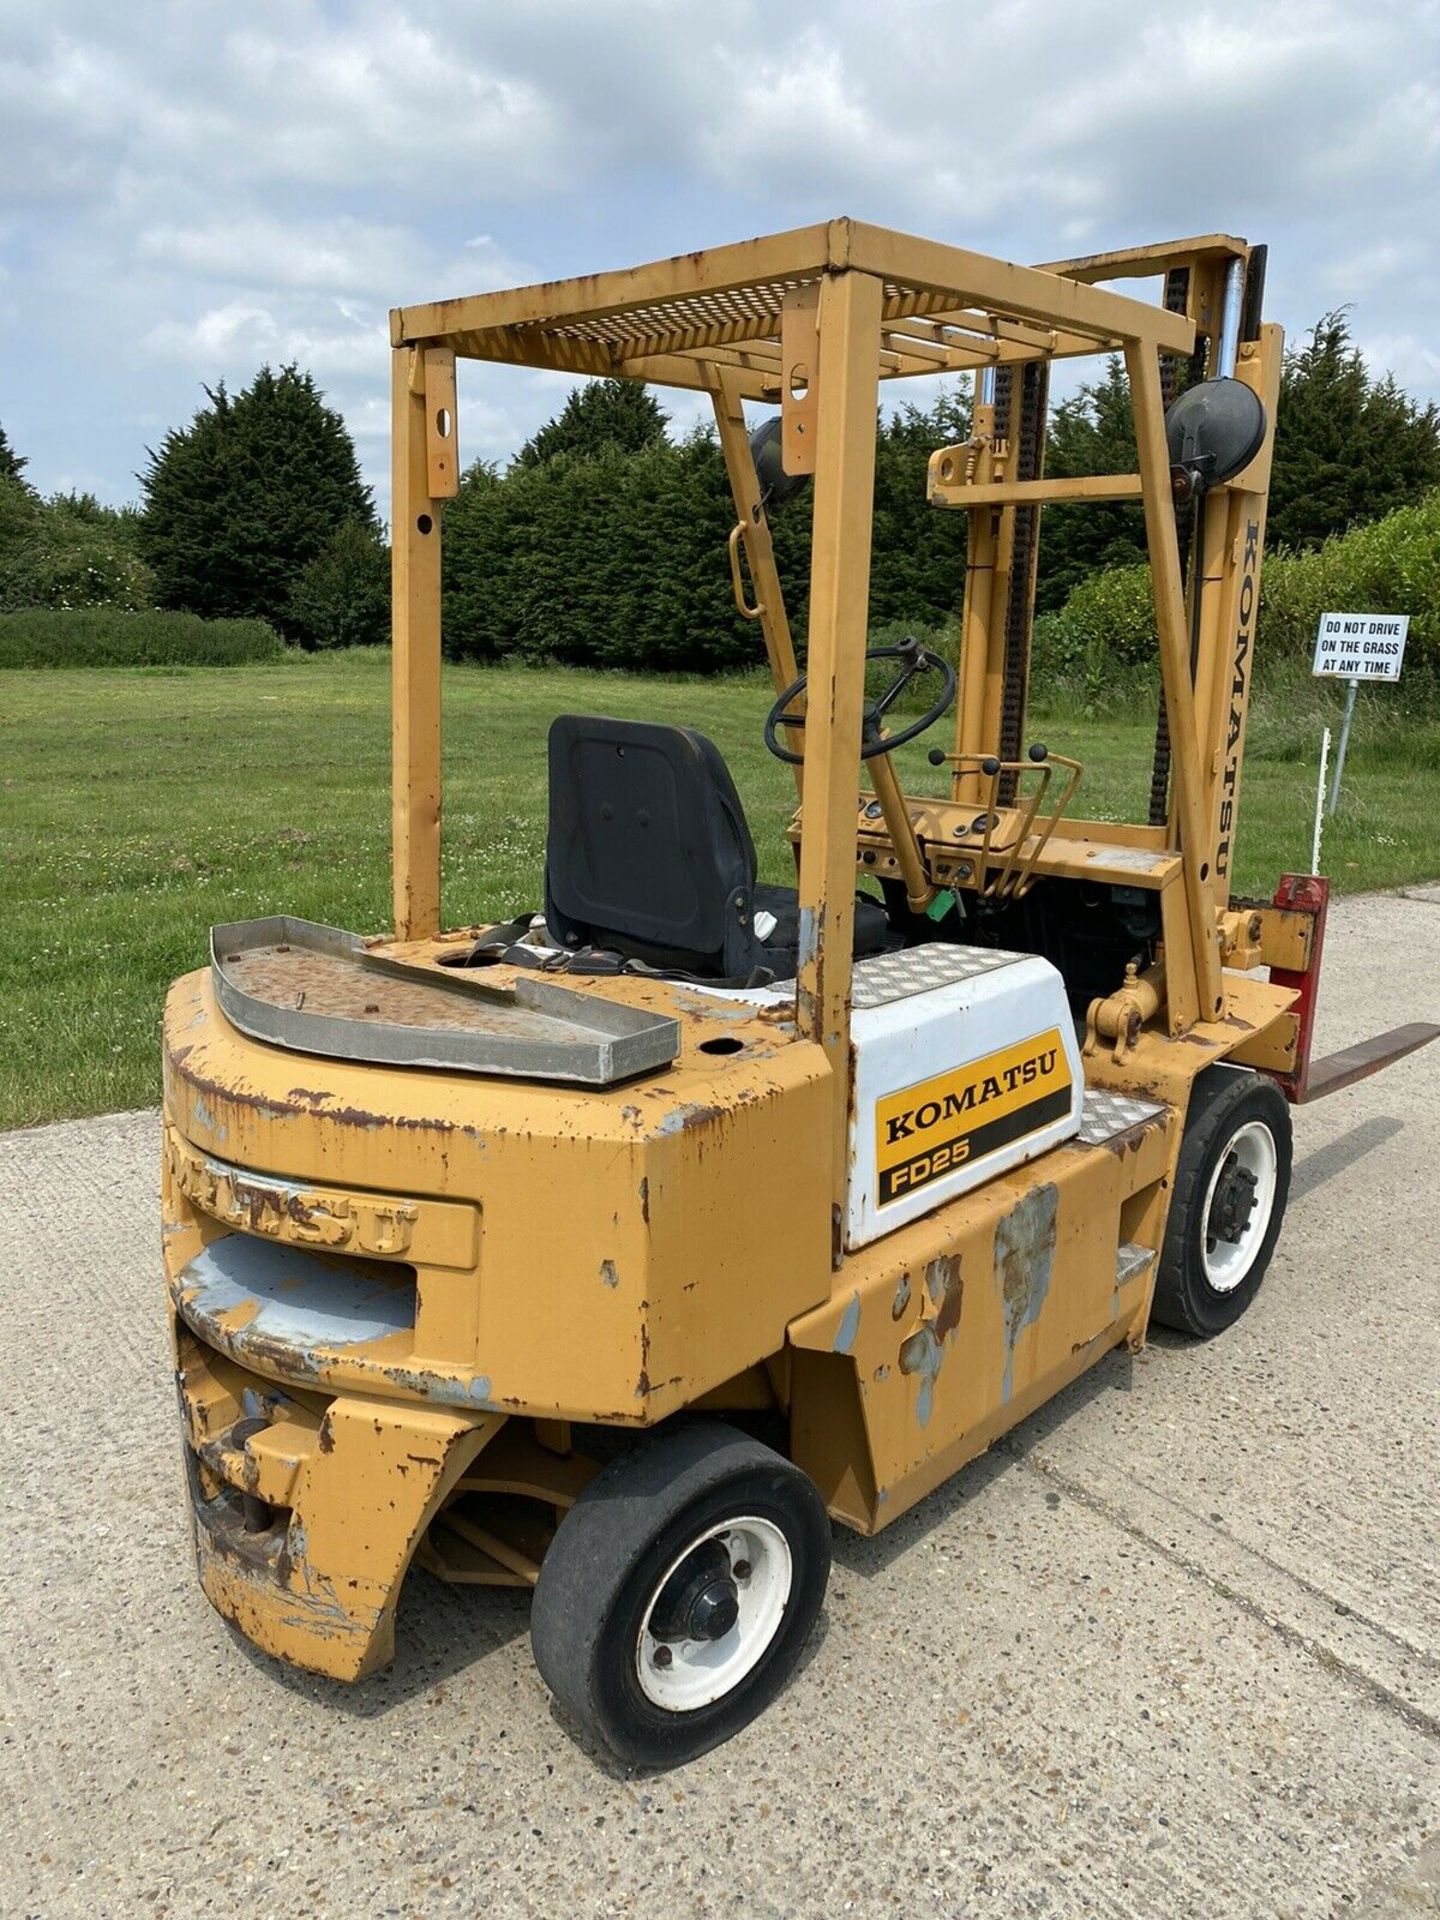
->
[925,743,1082,899]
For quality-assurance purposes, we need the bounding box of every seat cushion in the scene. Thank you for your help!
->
[752,883,892,981]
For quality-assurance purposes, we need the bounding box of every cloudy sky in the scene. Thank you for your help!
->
[2,0,1436,520]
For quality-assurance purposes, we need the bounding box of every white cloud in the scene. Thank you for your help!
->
[140,299,388,376]
[0,0,1435,516]
[137,215,416,295]
[1359,331,1440,396]
[0,3,566,204]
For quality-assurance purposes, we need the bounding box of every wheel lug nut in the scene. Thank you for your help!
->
[652,1644,673,1668]
[732,1559,751,1580]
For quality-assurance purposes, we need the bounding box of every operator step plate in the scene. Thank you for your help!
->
[850,942,1036,1007]
[1075,1087,1168,1147]
[1115,1241,1157,1287]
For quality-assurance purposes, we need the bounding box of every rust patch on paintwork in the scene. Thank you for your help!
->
[168,1057,289,1123]
[600,1258,619,1289]
[656,1100,727,1138]
[891,1272,912,1321]
[753,1001,798,1032]
[926,1254,964,1342]
[171,1051,455,1135]
[1100,1113,1165,1158]
[636,1316,652,1400]
[324,1103,455,1135]
[638,1177,650,1225]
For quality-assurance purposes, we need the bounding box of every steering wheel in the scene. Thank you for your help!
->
[763,636,958,765]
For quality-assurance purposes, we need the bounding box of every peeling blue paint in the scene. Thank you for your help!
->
[898,1324,942,1427]
[833,1289,862,1355]
[655,1103,718,1137]
[178,1237,413,1356]
[377,1365,496,1411]
[192,1094,228,1144]
[797,905,819,969]
[995,1182,1058,1402]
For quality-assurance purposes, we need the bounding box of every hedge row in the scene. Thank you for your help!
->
[1036,487,1440,694]
[0,607,287,668]
[440,403,973,673]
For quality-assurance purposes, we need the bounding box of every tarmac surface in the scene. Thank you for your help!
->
[3,886,1438,1920]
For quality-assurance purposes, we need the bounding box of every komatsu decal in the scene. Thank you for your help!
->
[1215,516,1262,883]
[874,1029,1072,1204]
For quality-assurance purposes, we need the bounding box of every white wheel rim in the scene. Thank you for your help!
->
[636,1516,792,1712]
[1200,1118,1278,1293]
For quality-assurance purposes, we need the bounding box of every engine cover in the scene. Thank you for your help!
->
[846,944,1083,1250]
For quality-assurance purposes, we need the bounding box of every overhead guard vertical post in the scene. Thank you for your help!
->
[1125,339,1224,1023]
[794,269,884,1230]
[391,346,443,941]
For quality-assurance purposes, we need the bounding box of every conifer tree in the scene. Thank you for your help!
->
[1269,312,1440,550]
[515,378,669,467]
[1035,316,1440,604]
[139,366,375,633]
[0,421,29,487]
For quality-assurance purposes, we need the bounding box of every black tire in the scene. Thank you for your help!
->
[1150,1066,1292,1338]
[530,1420,830,1768]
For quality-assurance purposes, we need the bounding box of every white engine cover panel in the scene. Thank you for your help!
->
[846,944,1083,1251]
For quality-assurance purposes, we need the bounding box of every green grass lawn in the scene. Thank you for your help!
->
[3,649,1436,1129]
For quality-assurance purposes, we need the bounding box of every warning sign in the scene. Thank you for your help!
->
[874,1029,1072,1205]
[1312,611,1409,682]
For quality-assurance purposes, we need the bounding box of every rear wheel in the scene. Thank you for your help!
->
[530,1421,830,1768]
[1150,1068,1292,1337]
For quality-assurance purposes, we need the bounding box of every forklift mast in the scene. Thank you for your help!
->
[930,235,1282,1035]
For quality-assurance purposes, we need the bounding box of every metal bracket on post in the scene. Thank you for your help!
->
[421,347,460,500]
[780,285,820,476]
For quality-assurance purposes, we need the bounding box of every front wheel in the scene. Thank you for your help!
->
[1150,1068,1293,1337]
[530,1421,830,1768]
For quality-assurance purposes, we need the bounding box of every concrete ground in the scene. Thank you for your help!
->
[3,887,1438,1920]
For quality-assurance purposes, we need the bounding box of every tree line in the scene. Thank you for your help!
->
[1,311,1435,667]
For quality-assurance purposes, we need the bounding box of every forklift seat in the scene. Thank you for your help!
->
[544,714,891,982]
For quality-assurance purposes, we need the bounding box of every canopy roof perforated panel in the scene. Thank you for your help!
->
[391,218,1202,396]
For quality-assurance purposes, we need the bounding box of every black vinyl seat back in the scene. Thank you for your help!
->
[545,715,764,977]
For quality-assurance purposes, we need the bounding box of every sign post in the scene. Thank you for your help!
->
[1311,611,1409,816]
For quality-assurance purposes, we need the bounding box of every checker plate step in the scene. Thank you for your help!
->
[1077,1087,1167,1146]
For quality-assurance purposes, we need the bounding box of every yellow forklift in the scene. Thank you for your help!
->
[162,220,1436,1765]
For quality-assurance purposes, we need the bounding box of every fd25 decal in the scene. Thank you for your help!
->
[874,1029,1072,1204]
